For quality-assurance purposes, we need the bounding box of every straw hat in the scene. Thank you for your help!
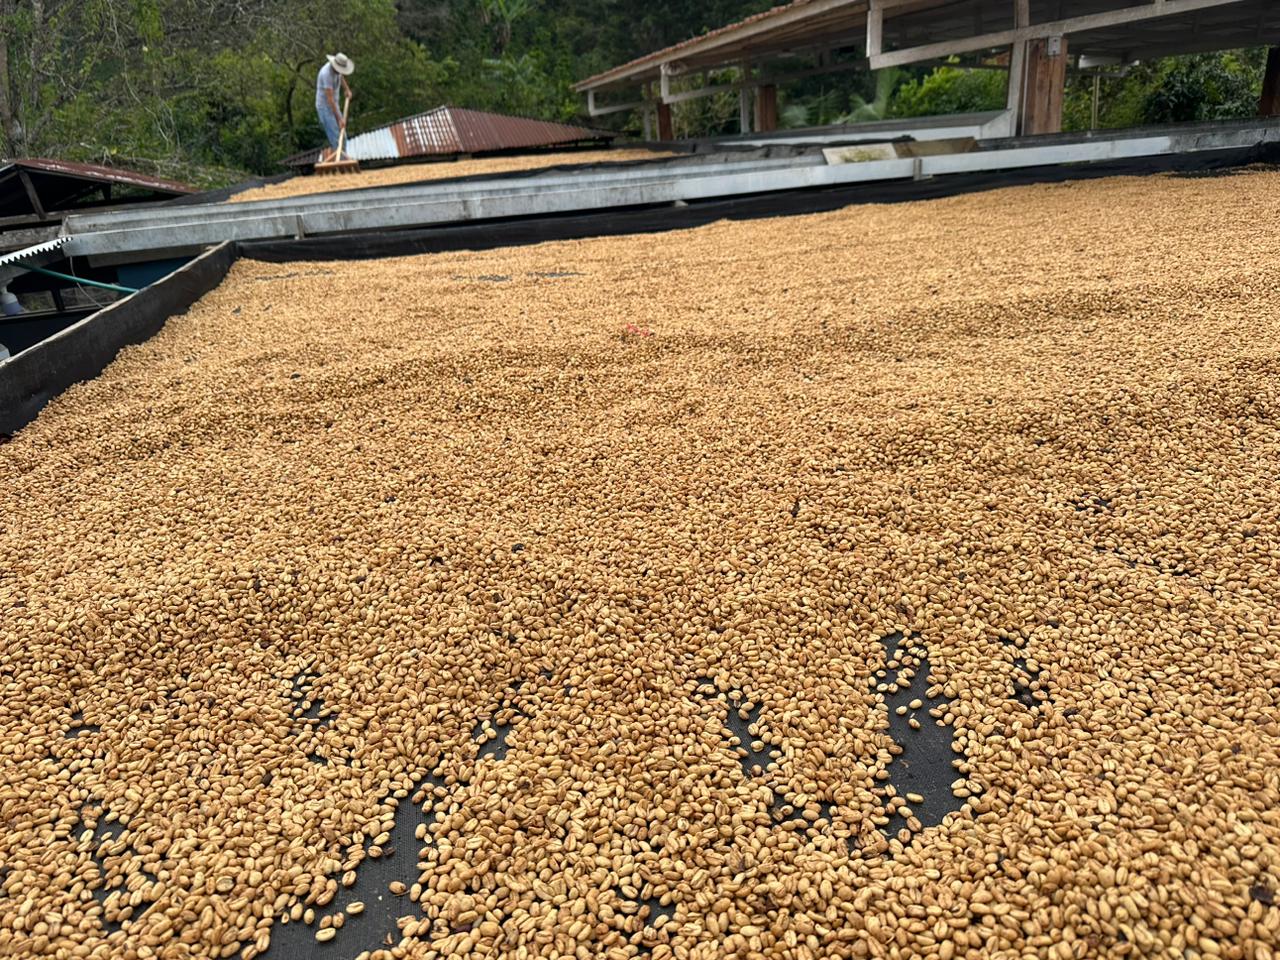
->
[327,53,354,76]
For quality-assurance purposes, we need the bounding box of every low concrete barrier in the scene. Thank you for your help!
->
[0,241,236,434]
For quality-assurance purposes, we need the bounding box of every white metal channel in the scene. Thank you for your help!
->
[62,122,1280,259]
[721,110,1013,147]
[65,156,826,228]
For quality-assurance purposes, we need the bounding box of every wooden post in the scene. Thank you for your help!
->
[755,84,778,132]
[1005,0,1030,137]
[1006,40,1027,135]
[642,82,654,140]
[1019,36,1068,136]
[656,101,674,141]
[866,0,883,57]
[1262,47,1280,118]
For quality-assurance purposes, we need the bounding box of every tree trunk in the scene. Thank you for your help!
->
[0,26,16,155]
[284,63,303,143]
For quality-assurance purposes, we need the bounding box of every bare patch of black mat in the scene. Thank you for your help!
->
[263,675,537,958]
[64,709,101,738]
[694,679,840,840]
[70,805,160,938]
[55,708,161,939]
[999,631,1051,711]
[473,679,529,761]
[260,771,448,959]
[874,631,963,846]
[289,667,334,730]
[288,665,344,771]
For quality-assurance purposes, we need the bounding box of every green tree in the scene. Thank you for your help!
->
[1063,49,1267,132]
[479,0,536,57]
[1140,50,1266,124]
[4,0,1274,187]
[5,0,450,180]
[887,64,1007,119]
[0,0,138,156]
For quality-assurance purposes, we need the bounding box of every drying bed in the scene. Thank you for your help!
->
[227,149,675,204]
[3,168,1280,960]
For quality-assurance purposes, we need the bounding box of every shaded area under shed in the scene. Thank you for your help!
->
[0,159,192,237]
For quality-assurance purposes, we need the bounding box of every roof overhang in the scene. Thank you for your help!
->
[0,158,193,228]
[574,0,872,93]
[576,0,1280,95]
[868,0,1280,70]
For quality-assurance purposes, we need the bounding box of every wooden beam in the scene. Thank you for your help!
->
[590,54,862,120]
[662,82,740,105]
[656,57,864,107]
[586,90,646,116]
[869,0,1243,69]
[1006,34,1027,122]
[1262,46,1280,118]
[15,169,47,220]
[867,0,883,56]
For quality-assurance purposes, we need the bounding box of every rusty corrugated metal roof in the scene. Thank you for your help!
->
[446,108,613,154]
[0,157,194,225]
[5,158,193,195]
[285,106,615,168]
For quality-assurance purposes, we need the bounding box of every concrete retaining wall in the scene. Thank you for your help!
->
[0,241,236,434]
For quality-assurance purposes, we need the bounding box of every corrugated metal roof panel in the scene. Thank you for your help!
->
[447,107,612,153]
[7,158,193,195]
[348,128,401,163]
[284,106,613,168]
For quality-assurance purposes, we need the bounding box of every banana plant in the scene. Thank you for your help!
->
[836,68,901,124]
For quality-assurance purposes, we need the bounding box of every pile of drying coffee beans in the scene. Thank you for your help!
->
[228,148,673,205]
[2,168,1279,959]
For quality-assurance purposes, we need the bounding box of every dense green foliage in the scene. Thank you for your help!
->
[1063,49,1268,130]
[887,66,1007,119]
[0,0,451,185]
[0,0,1270,187]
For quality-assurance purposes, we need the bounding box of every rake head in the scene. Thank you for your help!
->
[314,158,361,176]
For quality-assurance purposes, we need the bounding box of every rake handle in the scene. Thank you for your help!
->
[334,92,351,161]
